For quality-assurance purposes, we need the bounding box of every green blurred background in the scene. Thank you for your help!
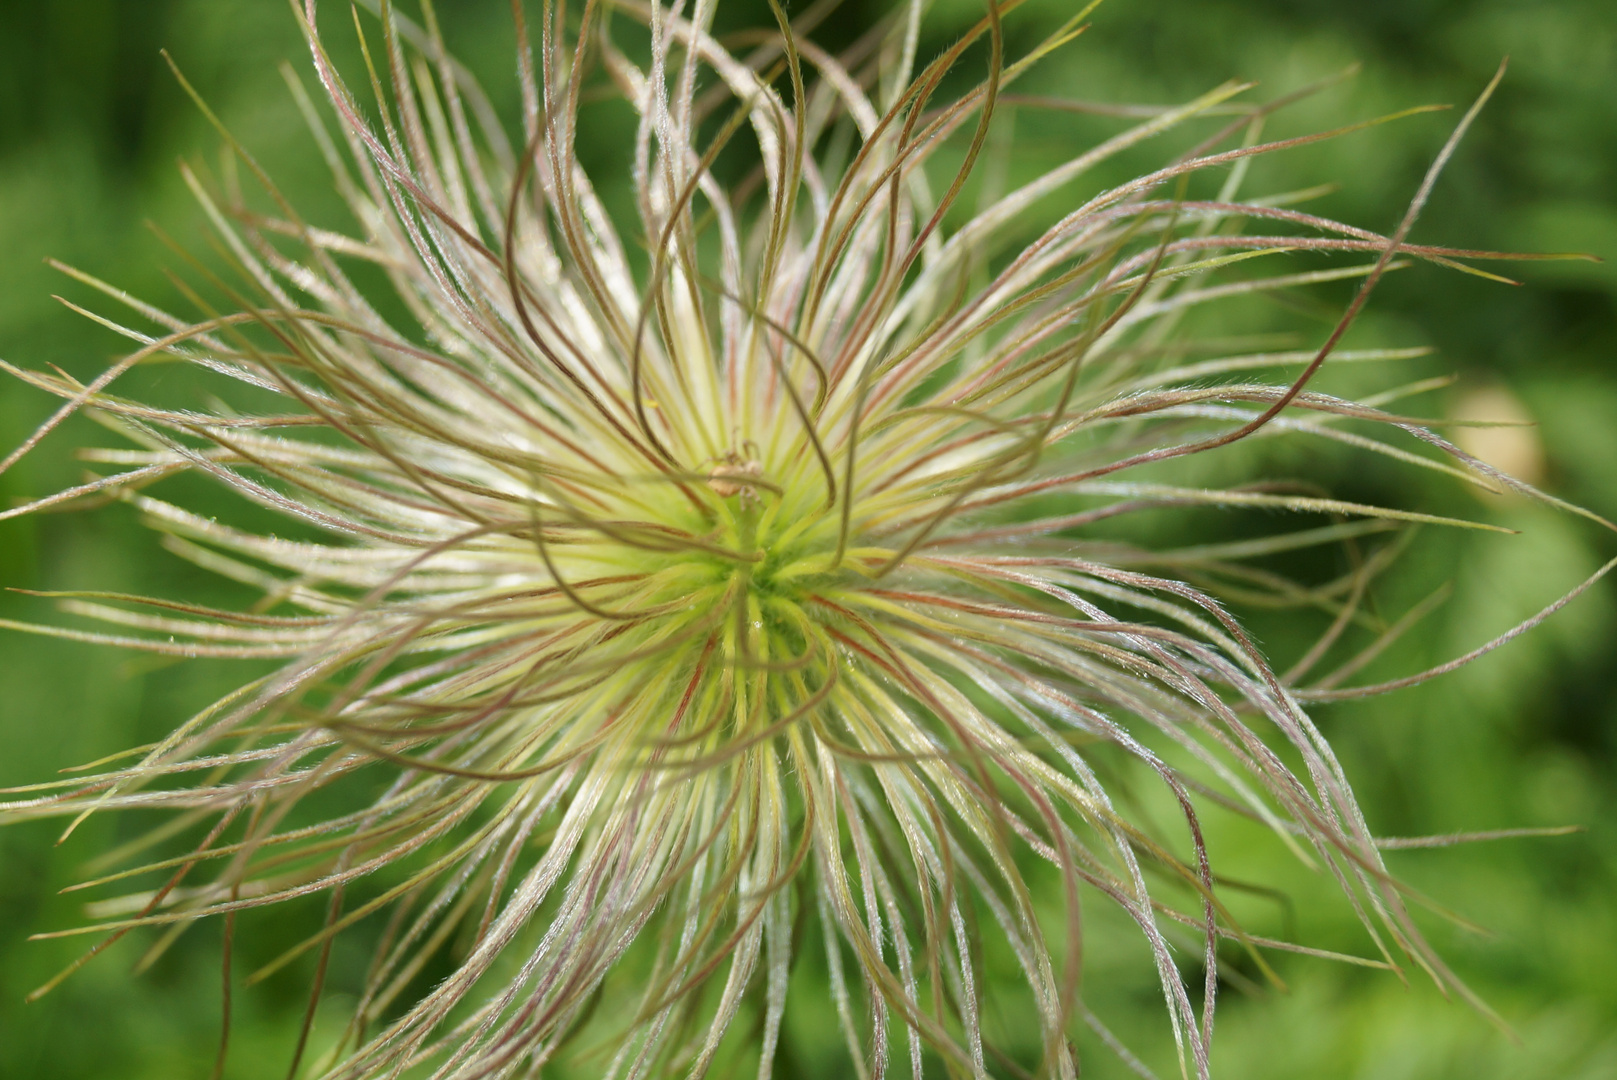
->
[0,0,1613,1076]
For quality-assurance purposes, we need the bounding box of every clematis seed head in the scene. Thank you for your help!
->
[2,2,1608,1078]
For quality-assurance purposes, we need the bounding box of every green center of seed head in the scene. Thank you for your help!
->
[669,460,846,650]
[713,482,792,596]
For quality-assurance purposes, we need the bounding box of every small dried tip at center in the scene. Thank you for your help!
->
[706,448,765,501]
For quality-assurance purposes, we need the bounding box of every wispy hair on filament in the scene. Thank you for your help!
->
[2,1,1610,1078]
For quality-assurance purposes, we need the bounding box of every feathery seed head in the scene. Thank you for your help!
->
[2,1,1605,1078]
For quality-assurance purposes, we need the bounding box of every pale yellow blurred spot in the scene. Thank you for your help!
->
[1448,381,1546,494]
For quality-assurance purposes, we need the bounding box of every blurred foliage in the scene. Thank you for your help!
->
[0,0,1613,1076]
